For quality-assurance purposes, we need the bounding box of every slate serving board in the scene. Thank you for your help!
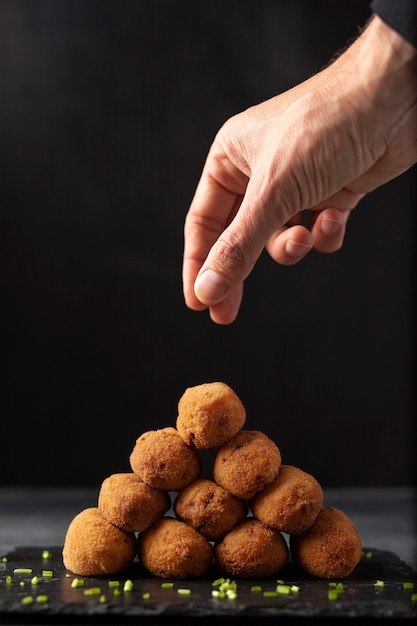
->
[1,546,416,624]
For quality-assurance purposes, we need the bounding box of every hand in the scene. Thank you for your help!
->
[183,15,417,324]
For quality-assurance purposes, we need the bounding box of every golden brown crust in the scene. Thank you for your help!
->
[129,427,201,491]
[249,465,323,535]
[62,507,136,576]
[176,382,246,449]
[98,473,171,533]
[214,518,289,577]
[213,430,281,500]
[174,478,248,541]
[138,517,213,579]
[290,507,362,579]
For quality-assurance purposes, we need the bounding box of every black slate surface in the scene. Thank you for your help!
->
[0,546,416,624]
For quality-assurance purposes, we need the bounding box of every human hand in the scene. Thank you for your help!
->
[183,15,417,324]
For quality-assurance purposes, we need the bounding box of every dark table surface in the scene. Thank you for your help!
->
[0,486,416,624]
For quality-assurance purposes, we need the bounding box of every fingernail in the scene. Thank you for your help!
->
[194,269,228,304]
[320,217,342,236]
[285,239,311,259]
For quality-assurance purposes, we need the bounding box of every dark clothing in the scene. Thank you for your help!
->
[371,0,417,47]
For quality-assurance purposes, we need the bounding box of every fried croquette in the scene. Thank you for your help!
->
[176,382,246,449]
[174,478,248,541]
[214,518,289,578]
[138,517,213,579]
[249,464,323,535]
[213,429,281,500]
[129,427,201,491]
[290,507,362,579]
[62,507,136,576]
[98,473,171,533]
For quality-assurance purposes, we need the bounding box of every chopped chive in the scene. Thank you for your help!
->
[263,591,278,598]
[42,550,52,560]
[403,582,414,589]
[212,590,220,598]
[161,582,174,589]
[6,576,12,584]
[123,579,133,592]
[226,590,237,600]
[113,588,122,596]
[336,583,344,592]
[329,582,337,587]
[31,576,39,585]
[13,568,32,575]
[21,595,34,605]
[291,585,300,593]
[1,556,8,563]
[142,592,151,599]
[108,580,120,587]
[71,578,84,588]
[411,593,417,602]
[212,577,225,586]
[276,584,291,595]
[374,580,385,588]
[365,551,372,558]
[328,589,339,601]
[20,581,25,587]
[42,570,53,577]
[36,595,48,604]
[84,587,101,596]
[251,585,262,592]
[99,595,107,603]
[177,588,191,595]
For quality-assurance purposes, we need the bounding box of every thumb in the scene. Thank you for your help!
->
[193,191,275,306]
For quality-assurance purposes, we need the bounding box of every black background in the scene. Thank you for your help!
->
[0,0,415,488]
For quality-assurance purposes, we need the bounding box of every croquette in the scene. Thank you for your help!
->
[176,381,246,449]
[98,473,171,533]
[214,518,289,578]
[62,507,136,576]
[213,429,281,500]
[138,517,213,579]
[129,427,201,491]
[290,507,362,578]
[174,478,248,541]
[249,464,323,535]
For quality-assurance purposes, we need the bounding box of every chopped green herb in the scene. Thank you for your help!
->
[1,556,8,563]
[411,593,417,602]
[365,551,373,558]
[13,568,32,575]
[328,589,339,601]
[108,580,120,587]
[251,585,262,592]
[42,550,52,560]
[403,582,415,590]
[42,570,53,577]
[113,589,122,596]
[161,582,174,589]
[226,589,237,600]
[21,595,34,605]
[20,581,25,587]
[99,595,107,603]
[374,580,385,588]
[177,588,191,595]
[123,579,133,592]
[36,595,48,604]
[31,576,39,585]
[291,585,300,593]
[71,578,84,588]
[84,587,101,596]
[276,584,291,595]
[263,591,278,598]
[6,575,12,585]
[212,577,226,586]
[329,582,337,587]
[142,592,151,599]
[276,579,285,584]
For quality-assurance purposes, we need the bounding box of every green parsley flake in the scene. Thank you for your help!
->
[13,568,33,575]
[84,587,101,596]
[36,595,48,604]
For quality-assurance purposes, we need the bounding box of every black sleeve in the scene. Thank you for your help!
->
[371,0,417,47]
